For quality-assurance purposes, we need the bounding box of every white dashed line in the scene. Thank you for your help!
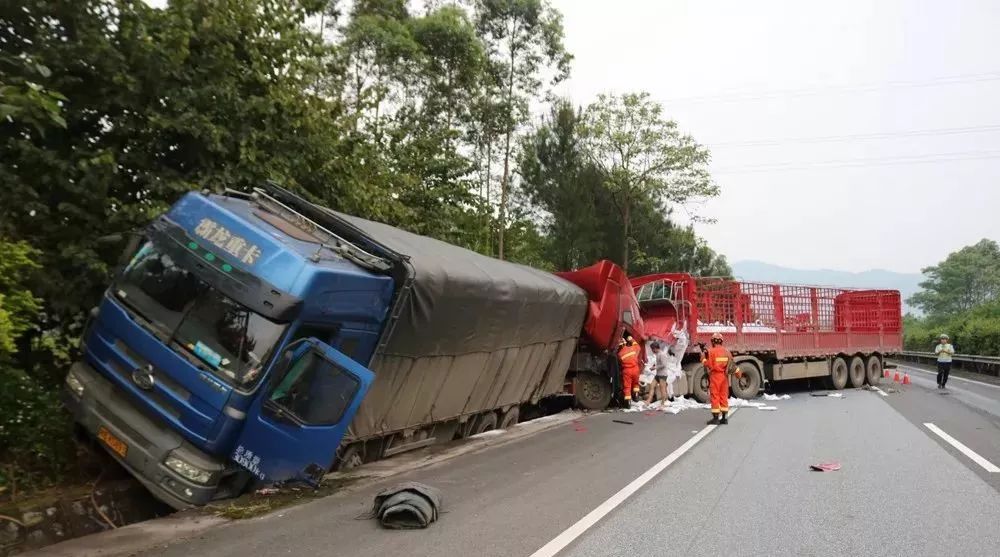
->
[528,409,737,557]
[923,423,1000,473]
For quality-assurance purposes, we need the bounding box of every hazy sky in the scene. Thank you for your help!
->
[549,0,1000,273]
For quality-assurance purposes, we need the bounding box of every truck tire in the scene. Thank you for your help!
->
[691,366,710,404]
[471,412,498,435]
[828,357,849,390]
[848,356,866,388]
[499,407,520,429]
[574,371,613,410]
[866,354,882,385]
[333,443,364,471]
[730,361,761,399]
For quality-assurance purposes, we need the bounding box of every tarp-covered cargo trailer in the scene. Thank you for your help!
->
[327,212,589,442]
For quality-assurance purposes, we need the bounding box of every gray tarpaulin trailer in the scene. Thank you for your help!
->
[330,212,590,447]
[260,183,591,462]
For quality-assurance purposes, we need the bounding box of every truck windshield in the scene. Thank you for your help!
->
[114,242,287,388]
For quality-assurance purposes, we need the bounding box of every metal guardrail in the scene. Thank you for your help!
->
[895,351,1000,377]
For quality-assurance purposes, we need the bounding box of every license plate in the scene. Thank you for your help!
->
[98,426,128,458]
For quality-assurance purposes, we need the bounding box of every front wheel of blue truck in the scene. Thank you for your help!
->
[333,443,364,471]
[574,371,612,410]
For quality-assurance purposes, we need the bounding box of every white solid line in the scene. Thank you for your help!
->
[528,409,735,557]
[896,364,1000,390]
[923,423,1000,473]
[872,386,888,397]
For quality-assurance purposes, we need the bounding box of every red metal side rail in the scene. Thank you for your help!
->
[633,274,902,358]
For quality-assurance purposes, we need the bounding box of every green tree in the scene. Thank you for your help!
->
[518,100,606,269]
[579,92,717,272]
[908,239,1000,318]
[474,0,571,260]
[520,99,730,276]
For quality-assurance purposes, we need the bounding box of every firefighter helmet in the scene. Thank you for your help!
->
[711,332,724,344]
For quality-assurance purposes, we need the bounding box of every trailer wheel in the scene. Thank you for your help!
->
[865,355,882,385]
[828,357,849,390]
[499,407,520,429]
[848,356,866,388]
[471,412,498,435]
[574,371,613,410]
[333,443,364,472]
[730,362,761,399]
[691,366,710,404]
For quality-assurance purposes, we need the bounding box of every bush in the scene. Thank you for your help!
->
[0,367,76,496]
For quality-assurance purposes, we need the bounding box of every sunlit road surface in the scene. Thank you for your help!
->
[47,371,1000,557]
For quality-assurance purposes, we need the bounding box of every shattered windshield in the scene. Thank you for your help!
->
[114,242,287,388]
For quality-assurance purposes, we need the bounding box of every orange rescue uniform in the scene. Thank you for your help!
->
[701,345,733,415]
[618,343,642,401]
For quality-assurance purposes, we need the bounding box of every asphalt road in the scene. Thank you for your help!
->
[52,373,1000,557]
[886,360,1000,492]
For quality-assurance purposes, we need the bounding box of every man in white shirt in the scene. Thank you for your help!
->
[935,333,955,389]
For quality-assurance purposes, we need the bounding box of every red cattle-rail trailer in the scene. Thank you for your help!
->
[631,273,901,402]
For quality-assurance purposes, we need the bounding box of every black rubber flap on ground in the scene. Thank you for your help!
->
[369,482,443,530]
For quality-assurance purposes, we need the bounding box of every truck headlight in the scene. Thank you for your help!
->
[164,453,212,484]
[65,370,85,397]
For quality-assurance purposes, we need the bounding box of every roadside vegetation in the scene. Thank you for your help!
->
[904,239,1000,355]
[0,1,729,498]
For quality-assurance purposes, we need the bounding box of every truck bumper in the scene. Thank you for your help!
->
[64,361,225,510]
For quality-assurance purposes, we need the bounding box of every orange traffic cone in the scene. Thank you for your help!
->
[893,370,901,382]
[883,369,890,378]
[902,373,911,385]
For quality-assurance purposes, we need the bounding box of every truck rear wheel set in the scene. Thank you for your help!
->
[574,371,613,410]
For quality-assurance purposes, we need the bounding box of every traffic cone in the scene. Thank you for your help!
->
[883,369,890,378]
[902,373,911,385]
[893,370,901,382]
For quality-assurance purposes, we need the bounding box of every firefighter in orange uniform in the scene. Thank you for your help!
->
[617,334,642,404]
[701,333,741,424]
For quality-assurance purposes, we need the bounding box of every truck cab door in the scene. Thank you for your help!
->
[231,338,373,486]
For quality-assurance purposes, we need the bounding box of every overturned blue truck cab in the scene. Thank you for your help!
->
[64,184,587,509]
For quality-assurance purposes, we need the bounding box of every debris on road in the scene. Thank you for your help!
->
[758,406,778,411]
[809,462,842,472]
[623,395,787,415]
[255,487,280,496]
[612,419,635,425]
[810,392,845,398]
[368,482,442,530]
[763,393,791,401]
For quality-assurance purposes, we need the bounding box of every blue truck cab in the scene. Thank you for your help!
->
[64,186,394,509]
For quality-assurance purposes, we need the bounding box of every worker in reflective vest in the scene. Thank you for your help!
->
[701,333,740,424]
[618,334,642,404]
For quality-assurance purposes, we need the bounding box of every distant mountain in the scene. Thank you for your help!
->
[730,261,924,314]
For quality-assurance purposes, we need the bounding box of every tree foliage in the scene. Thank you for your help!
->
[520,100,730,276]
[579,92,717,271]
[904,239,1000,356]
[474,0,570,259]
[907,239,1000,319]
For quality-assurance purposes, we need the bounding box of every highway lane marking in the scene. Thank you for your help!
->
[923,423,1000,473]
[872,386,888,397]
[528,408,736,557]
[896,364,1000,390]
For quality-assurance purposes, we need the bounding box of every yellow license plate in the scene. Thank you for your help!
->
[98,426,128,458]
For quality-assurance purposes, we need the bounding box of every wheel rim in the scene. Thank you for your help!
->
[580,376,602,402]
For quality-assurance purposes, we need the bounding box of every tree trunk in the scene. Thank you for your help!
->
[498,35,517,261]
[499,130,511,260]
[622,194,631,273]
